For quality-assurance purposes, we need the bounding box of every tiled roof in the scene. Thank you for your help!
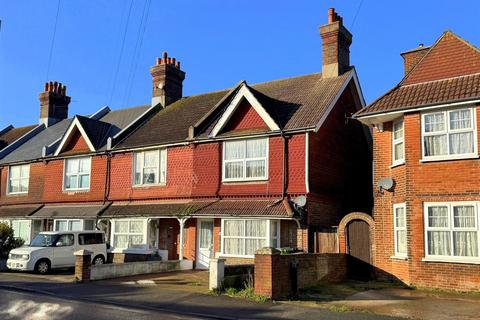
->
[101,199,294,218]
[356,73,480,117]
[356,31,480,118]
[0,125,37,150]
[0,204,43,218]
[116,71,352,149]
[31,203,111,219]
[0,105,149,165]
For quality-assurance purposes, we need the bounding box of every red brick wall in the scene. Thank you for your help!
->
[0,162,45,205]
[221,99,268,133]
[108,135,306,201]
[372,105,480,290]
[403,32,480,85]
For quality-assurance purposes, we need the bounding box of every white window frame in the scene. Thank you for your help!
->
[421,107,478,162]
[222,138,269,182]
[423,201,480,263]
[7,164,30,195]
[392,119,405,166]
[393,203,407,258]
[132,149,167,186]
[11,219,32,244]
[220,219,280,258]
[110,219,148,251]
[53,219,94,231]
[63,156,91,191]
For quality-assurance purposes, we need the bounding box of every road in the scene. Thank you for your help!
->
[0,288,203,320]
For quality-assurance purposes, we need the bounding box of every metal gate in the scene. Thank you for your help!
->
[346,219,372,279]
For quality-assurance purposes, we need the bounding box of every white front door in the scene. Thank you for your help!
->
[196,219,214,269]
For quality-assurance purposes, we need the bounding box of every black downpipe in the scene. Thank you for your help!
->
[103,153,112,204]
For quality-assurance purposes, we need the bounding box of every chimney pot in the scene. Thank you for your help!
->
[328,8,335,23]
[150,52,186,108]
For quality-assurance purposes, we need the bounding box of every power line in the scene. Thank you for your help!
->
[108,0,134,106]
[350,0,364,30]
[123,0,151,106]
[46,0,61,81]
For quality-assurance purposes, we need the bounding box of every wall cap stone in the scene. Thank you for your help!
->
[255,247,280,255]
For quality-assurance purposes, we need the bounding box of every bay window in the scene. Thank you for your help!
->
[422,108,477,160]
[112,219,146,249]
[424,202,479,261]
[133,149,167,185]
[221,219,279,257]
[64,157,91,190]
[393,203,407,257]
[392,119,404,165]
[223,138,268,181]
[8,164,30,194]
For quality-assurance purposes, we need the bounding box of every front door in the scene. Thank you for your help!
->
[196,219,214,269]
[346,220,372,280]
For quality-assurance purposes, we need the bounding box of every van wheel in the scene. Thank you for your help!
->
[35,259,51,274]
[93,255,105,265]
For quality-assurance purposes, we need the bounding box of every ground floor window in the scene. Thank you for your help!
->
[424,202,480,261]
[111,219,147,249]
[54,219,95,231]
[393,203,407,257]
[221,219,280,257]
[11,220,31,244]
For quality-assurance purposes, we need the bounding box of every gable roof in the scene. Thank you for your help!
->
[0,104,149,165]
[0,125,37,150]
[356,31,480,122]
[116,70,355,149]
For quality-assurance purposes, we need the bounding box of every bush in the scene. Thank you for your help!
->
[0,222,24,259]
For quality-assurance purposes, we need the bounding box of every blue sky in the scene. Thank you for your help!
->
[1,0,479,128]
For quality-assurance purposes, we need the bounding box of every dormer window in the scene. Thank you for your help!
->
[421,107,477,161]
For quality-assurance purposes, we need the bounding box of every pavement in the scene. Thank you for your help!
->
[0,271,399,320]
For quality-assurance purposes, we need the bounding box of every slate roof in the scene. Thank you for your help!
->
[0,125,37,150]
[116,71,353,149]
[101,199,294,218]
[356,31,480,118]
[0,105,149,165]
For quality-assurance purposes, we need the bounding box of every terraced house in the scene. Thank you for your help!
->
[355,31,480,291]
[0,8,371,268]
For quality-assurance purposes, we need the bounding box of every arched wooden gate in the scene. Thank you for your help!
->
[338,213,374,280]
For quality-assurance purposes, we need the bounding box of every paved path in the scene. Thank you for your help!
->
[0,272,398,320]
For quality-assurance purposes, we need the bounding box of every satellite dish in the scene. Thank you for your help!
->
[378,177,394,192]
[293,195,307,207]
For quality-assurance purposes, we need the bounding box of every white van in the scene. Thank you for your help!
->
[7,231,107,274]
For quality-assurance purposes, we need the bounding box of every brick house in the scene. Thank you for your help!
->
[354,31,480,290]
[0,8,371,268]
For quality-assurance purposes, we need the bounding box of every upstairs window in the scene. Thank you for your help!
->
[133,149,167,186]
[8,164,30,194]
[64,157,91,191]
[392,119,404,165]
[422,108,477,161]
[223,138,268,181]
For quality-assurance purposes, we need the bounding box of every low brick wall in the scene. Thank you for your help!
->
[107,252,152,264]
[254,248,347,299]
[90,260,193,281]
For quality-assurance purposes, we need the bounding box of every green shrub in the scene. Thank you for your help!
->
[0,222,24,259]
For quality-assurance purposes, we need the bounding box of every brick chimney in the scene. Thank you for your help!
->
[39,81,70,127]
[150,52,186,107]
[319,8,352,78]
[400,44,430,75]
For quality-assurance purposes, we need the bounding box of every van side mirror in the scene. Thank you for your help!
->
[56,242,63,247]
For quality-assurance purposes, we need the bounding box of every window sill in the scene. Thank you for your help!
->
[390,255,408,261]
[422,257,480,265]
[222,179,268,185]
[420,155,479,163]
[132,183,166,189]
[6,192,28,197]
[63,189,90,194]
[389,162,405,169]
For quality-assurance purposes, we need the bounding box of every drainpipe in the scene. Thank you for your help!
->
[103,153,112,204]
